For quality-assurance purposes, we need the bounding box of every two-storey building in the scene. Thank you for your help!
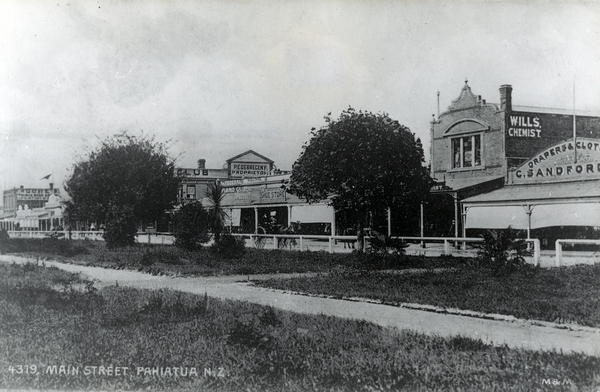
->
[430,81,600,246]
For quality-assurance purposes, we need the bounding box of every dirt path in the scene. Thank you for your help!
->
[2,255,599,357]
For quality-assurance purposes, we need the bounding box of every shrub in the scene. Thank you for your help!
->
[103,204,137,248]
[173,201,210,251]
[367,230,408,260]
[0,238,90,257]
[211,234,246,259]
[476,227,533,275]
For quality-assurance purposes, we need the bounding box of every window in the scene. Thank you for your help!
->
[186,185,196,199]
[452,134,481,168]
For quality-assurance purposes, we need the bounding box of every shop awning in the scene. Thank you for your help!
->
[531,203,600,228]
[465,205,529,229]
[290,204,333,224]
[463,180,600,230]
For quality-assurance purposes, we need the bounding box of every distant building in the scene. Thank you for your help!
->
[1,185,64,231]
[176,150,334,235]
[3,184,60,214]
[176,158,228,203]
[176,150,279,204]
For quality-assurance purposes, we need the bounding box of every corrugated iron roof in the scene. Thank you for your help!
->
[434,176,504,192]
[462,180,600,204]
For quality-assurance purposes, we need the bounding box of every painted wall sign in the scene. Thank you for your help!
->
[507,115,541,138]
[512,138,600,183]
[233,193,251,204]
[260,189,286,202]
[16,189,59,201]
[505,111,600,160]
[224,184,266,194]
[177,168,216,176]
[222,177,268,186]
[230,163,269,177]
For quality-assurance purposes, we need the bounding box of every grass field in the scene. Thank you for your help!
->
[2,238,600,329]
[256,265,600,328]
[1,262,599,391]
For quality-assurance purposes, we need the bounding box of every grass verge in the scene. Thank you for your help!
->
[1,262,599,391]
[0,238,468,276]
[256,265,600,328]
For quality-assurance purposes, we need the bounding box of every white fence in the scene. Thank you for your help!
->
[229,234,543,265]
[6,230,174,244]
[1,230,579,266]
[555,239,600,267]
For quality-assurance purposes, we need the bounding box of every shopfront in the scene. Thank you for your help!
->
[430,81,600,242]
[218,174,336,235]
[463,139,600,247]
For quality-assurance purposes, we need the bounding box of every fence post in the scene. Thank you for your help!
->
[273,236,278,250]
[555,240,562,267]
[329,237,333,254]
[444,239,450,256]
[533,239,540,266]
[299,236,304,252]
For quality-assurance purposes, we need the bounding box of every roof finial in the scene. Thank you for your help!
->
[465,78,468,85]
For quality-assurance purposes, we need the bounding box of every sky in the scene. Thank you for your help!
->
[1,0,599,197]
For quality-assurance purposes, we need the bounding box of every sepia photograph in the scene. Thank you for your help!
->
[0,0,599,390]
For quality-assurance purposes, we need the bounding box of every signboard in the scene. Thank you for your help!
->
[230,163,270,177]
[512,138,600,184]
[507,114,542,138]
[506,110,600,159]
[16,189,58,201]
[224,185,266,194]
[260,189,286,202]
[222,177,268,186]
[233,193,250,205]
[176,168,213,176]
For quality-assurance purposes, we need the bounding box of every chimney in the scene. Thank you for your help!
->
[499,84,512,111]
[197,159,206,169]
[49,183,54,190]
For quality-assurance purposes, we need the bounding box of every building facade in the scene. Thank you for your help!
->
[176,159,229,203]
[3,184,60,214]
[430,81,600,246]
[1,186,64,231]
[179,150,334,235]
[218,174,335,235]
[176,150,279,204]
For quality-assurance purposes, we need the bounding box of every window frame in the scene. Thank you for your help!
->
[449,133,484,170]
[186,185,196,199]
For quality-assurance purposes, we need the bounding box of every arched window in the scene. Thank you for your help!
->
[443,119,488,169]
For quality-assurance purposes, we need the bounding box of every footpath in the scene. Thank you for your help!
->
[1,255,599,357]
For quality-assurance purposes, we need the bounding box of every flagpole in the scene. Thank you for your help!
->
[573,79,577,163]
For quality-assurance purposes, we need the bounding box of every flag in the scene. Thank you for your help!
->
[40,174,52,180]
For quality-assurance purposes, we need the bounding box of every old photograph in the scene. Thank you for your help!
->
[1,0,599,390]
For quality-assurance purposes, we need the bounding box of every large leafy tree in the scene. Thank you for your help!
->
[65,133,179,247]
[289,108,432,237]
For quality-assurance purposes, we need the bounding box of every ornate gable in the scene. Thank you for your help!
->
[447,80,482,111]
